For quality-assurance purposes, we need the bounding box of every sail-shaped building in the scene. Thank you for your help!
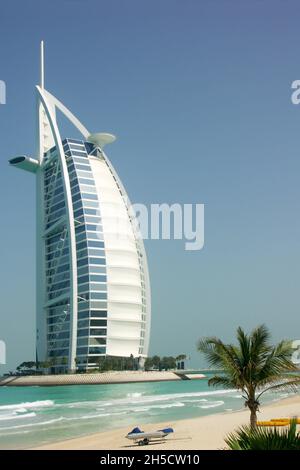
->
[9,43,151,372]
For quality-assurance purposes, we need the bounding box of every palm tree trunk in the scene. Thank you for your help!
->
[250,406,257,429]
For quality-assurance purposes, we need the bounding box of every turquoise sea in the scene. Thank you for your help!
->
[0,372,294,449]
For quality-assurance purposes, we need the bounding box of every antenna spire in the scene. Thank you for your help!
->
[40,41,44,89]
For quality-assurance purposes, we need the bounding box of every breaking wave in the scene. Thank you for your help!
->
[199,400,225,409]
[0,400,54,411]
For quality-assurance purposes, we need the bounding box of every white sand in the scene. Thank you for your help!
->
[33,395,300,450]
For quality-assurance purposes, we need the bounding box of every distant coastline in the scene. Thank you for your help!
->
[0,370,206,387]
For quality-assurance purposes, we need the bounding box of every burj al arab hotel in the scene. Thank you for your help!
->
[9,43,151,372]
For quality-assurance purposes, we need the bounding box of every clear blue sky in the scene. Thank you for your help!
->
[1,0,300,372]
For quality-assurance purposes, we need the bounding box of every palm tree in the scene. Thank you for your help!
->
[152,355,161,370]
[39,360,51,374]
[198,325,299,428]
[61,356,68,373]
[225,419,300,450]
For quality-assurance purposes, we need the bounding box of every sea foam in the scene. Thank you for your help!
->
[0,400,54,411]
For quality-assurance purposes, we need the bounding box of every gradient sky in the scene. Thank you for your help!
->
[1,0,300,373]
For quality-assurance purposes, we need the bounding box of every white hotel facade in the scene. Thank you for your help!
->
[9,43,151,372]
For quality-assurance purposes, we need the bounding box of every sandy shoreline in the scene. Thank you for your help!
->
[33,394,300,450]
[0,371,187,387]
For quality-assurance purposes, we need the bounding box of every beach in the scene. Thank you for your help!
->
[1,376,298,449]
[33,394,300,450]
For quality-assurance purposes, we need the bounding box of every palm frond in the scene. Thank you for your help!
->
[225,420,300,450]
[207,375,236,389]
[256,375,300,400]
[254,340,298,386]
[197,337,240,373]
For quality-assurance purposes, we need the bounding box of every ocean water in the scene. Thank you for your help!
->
[0,373,294,449]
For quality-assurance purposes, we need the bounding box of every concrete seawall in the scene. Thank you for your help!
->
[0,370,204,387]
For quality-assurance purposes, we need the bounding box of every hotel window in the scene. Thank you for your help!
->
[78,310,89,320]
[77,347,88,356]
[80,185,97,193]
[77,328,89,337]
[82,193,98,201]
[78,275,89,284]
[87,240,104,248]
[77,319,89,329]
[71,151,88,158]
[90,275,107,283]
[82,200,98,208]
[76,232,87,242]
[88,249,105,257]
[90,319,107,327]
[90,283,106,291]
[77,257,89,267]
[90,310,107,318]
[89,266,106,274]
[72,156,89,164]
[77,249,88,260]
[90,301,107,309]
[89,257,106,265]
[90,292,107,300]
[78,301,89,311]
[89,347,106,355]
[90,328,106,336]
[78,284,89,294]
[84,208,99,216]
[78,178,95,185]
[75,164,91,171]
[85,217,102,225]
[76,241,87,251]
[90,338,106,345]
